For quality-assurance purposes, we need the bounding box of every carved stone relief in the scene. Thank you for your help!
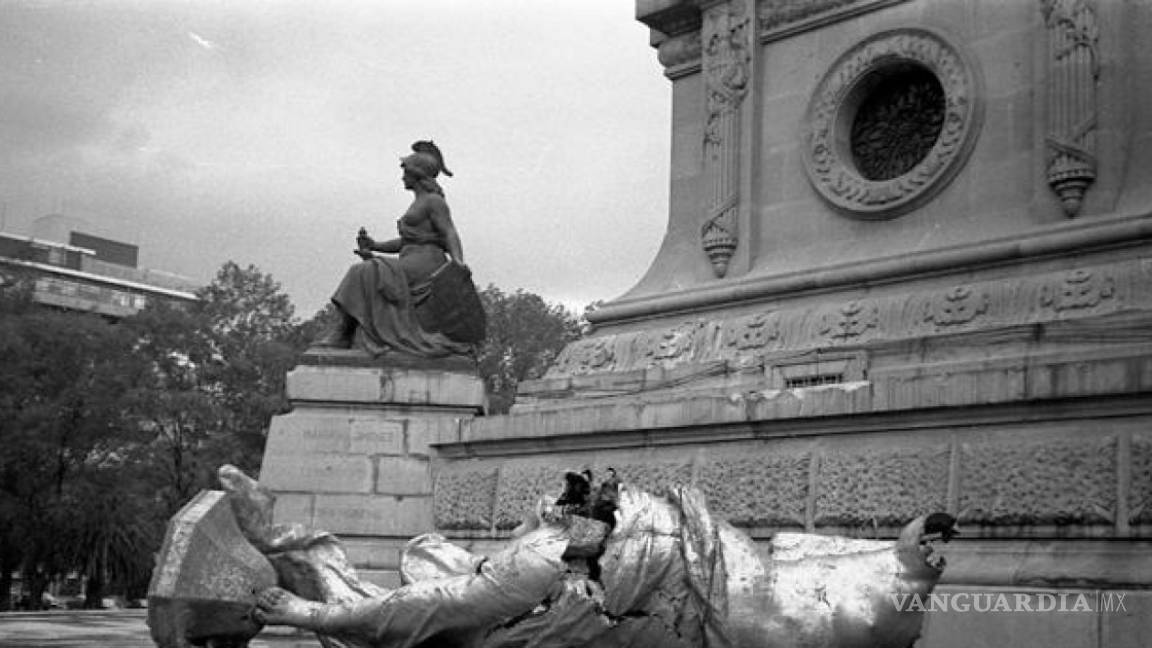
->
[543,257,1147,380]
[1040,269,1115,312]
[818,300,880,341]
[1041,0,1099,217]
[802,28,983,219]
[923,285,989,328]
[701,0,753,277]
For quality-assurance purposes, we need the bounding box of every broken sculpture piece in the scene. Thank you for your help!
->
[149,465,953,648]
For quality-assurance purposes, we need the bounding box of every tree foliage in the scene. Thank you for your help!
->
[477,285,581,414]
[0,260,305,609]
[0,259,584,609]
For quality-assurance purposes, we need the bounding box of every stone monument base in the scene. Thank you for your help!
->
[259,350,485,589]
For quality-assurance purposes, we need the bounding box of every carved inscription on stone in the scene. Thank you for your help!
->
[959,437,1115,526]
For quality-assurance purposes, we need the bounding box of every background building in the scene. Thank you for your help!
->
[0,224,197,317]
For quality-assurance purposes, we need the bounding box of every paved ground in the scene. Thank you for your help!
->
[0,610,322,647]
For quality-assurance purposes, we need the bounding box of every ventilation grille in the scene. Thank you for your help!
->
[783,373,845,389]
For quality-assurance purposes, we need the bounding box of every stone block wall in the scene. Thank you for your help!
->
[433,414,1152,544]
[259,362,483,588]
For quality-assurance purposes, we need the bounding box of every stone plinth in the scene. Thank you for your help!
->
[259,353,485,588]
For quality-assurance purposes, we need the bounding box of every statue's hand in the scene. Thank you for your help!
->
[356,227,375,251]
[354,249,374,260]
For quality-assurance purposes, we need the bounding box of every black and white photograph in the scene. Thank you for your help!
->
[0,1,1149,646]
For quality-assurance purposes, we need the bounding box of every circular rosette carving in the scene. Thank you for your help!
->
[802,28,983,219]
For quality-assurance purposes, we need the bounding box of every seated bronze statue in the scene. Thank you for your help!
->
[149,466,956,648]
[315,140,485,358]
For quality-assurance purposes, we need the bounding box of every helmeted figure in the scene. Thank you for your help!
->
[315,140,485,358]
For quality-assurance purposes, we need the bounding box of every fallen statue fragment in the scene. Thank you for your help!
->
[148,466,954,648]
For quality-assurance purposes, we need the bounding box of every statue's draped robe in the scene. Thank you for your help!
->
[331,218,473,358]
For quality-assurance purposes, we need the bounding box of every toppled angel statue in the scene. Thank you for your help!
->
[150,466,955,648]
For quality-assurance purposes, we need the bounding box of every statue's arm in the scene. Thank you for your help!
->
[371,238,402,254]
[355,228,402,257]
[429,200,465,265]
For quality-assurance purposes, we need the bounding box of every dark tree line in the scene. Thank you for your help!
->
[0,263,577,609]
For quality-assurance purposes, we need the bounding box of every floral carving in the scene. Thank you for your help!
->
[924,285,989,327]
[651,320,707,364]
[550,338,615,376]
[819,301,879,341]
[725,312,782,351]
[1041,269,1115,311]
[1041,0,1099,217]
[802,29,982,219]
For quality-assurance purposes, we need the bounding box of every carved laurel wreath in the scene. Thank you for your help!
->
[802,28,983,219]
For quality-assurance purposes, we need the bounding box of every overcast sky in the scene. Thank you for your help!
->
[0,0,670,317]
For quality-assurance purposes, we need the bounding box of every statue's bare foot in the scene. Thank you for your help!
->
[252,587,321,628]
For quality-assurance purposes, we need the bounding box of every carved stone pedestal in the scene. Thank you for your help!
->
[258,350,485,588]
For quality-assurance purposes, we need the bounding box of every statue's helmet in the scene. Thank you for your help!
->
[402,139,453,179]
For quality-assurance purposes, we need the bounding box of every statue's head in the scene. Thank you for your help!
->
[401,140,451,194]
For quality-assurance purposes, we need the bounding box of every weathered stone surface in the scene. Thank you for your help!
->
[259,454,373,494]
[286,365,485,408]
[271,493,314,528]
[916,586,1100,648]
[814,446,949,527]
[1131,434,1152,526]
[601,460,693,498]
[493,463,565,530]
[406,416,464,456]
[1100,590,1152,648]
[147,490,275,647]
[433,467,498,530]
[341,538,407,570]
[698,452,809,527]
[375,457,431,495]
[349,419,405,456]
[959,437,1116,526]
[312,494,433,537]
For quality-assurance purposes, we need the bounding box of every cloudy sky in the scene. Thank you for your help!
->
[0,0,670,317]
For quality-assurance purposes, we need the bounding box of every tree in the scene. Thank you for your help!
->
[477,286,581,414]
[195,262,300,474]
[0,306,145,609]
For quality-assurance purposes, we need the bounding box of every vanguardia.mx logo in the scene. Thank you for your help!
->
[890,592,1128,613]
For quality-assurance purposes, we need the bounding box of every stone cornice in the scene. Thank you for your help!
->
[589,213,1152,326]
